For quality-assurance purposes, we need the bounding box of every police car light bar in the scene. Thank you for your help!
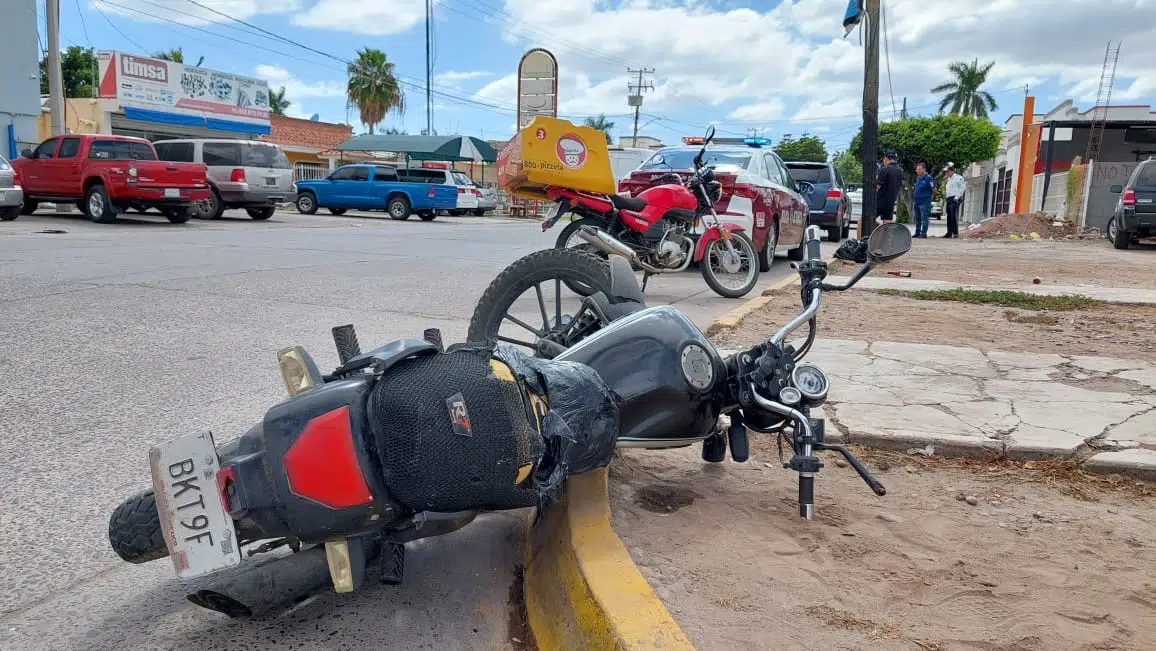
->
[743,137,772,147]
[682,137,705,145]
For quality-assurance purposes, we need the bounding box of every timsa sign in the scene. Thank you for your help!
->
[120,55,169,83]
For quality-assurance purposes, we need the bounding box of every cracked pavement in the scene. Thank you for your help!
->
[726,339,1156,479]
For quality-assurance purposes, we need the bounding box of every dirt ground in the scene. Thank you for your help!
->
[713,288,1156,363]
[852,236,1156,289]
[609,445,1156,650]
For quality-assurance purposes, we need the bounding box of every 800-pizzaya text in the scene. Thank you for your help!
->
[168,458,216,546]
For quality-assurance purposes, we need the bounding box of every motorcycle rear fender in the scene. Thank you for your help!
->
[221,375,404,545]
[693,222,746,262]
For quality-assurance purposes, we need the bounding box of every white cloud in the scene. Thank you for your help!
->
[255,64,345,100]
[435,71,494,85]
[92,0,300,26]
[290,0,427,35]
[728,99,787,122]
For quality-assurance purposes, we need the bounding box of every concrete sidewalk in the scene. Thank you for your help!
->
[725,339,1156,479]
[824,275,1156,306]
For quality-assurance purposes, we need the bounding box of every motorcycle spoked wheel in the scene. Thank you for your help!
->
[699,231,759,298]
[468,248,613,358]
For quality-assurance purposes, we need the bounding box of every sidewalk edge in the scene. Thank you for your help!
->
[707,257,840,336]
[524,468,695,651]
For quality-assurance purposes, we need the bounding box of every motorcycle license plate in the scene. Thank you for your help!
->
[541,201,565,230]
[149,431,240,579]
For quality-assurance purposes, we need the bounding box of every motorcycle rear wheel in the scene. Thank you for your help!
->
[555,217,611,296]
[468,248,612,357]
[108,489,168,564]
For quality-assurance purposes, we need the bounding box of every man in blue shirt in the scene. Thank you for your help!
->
[912,162,934,238]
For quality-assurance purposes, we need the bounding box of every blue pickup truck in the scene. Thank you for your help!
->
[294,164,457,221]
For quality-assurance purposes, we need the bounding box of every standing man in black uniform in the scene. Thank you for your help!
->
[876,152,904,224]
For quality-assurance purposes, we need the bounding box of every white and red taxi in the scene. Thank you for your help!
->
[619,137,810,271]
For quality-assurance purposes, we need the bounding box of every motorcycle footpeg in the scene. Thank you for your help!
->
[380,542,405,586]
[331,324,362,364]
[422,328,444,352]
[728,419,749,463]
[702,432,727,463]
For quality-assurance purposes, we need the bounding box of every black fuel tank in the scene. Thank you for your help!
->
[558,306,724,446]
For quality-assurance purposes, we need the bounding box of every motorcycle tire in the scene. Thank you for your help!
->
[108,489,168,564]
[554,217,611,296]
[467,248,612,353]
[699,231,759,299]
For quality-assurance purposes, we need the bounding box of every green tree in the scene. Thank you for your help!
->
[849,114,1001,218]
[347,48,405,135]
[39,46,98,98]
[582,114,616,144]
[932,59,999,119]
[833,149,863,185]
[774,133,827,162]
[268,86,290,116]
[153,47,204,67]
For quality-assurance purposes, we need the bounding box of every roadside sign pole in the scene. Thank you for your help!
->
[860,0,880,239]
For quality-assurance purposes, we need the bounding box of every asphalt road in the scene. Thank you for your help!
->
[0,208,832,649]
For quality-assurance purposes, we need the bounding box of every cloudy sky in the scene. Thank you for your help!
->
[41,0,1156,151]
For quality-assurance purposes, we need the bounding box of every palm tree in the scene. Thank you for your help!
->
[346,48,405,135]
[269,87,290,116]
[153,47,204,67]
[932,59,999,119]
[583,114,616,144]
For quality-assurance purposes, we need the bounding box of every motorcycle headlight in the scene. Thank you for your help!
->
[791,363,829,401]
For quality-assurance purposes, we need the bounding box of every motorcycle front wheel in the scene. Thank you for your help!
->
[468,248,612,358]
[700,231,759,298]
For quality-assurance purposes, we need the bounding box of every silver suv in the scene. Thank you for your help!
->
[154,139,295,220]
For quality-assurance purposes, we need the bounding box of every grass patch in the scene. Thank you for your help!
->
[877,287,1100,311]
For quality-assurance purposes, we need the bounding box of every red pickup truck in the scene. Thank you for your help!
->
[13,134,210,224]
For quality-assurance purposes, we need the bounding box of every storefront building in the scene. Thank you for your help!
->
[90,51,270,142]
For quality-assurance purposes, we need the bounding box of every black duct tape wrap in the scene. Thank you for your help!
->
[366,344,619,514]
[494,345,621,510]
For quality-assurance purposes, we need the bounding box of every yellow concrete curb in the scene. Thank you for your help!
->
[524,468,695,651]
[706,257,841,336]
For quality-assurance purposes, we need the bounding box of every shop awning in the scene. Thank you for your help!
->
[122,107,270,135]
[333,134,497,162]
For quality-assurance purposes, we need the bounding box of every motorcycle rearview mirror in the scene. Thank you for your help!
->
[704,125,716,145]
[866,222,913,263]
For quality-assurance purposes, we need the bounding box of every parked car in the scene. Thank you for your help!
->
[474,181,497,215]
[0,155,23,221]
[619,140,809,272]
[294,164,457,221]
[12,134,209,223]
[783,161,851,242]
[397,168,482,216]
[1107,157,1156,250]
[608,146,653,182]
[154,139,294,220]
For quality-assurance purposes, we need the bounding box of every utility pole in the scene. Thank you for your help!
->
[424,0,432,135]
[900,96,908,120]
[627,67,655,147]
[859,0,880,239]
[46,0,65,136]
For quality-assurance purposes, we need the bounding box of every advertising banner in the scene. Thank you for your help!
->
[98,51,270,123]
[516,49,558,132]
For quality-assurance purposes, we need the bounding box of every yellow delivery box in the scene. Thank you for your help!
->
[498,116,617,200]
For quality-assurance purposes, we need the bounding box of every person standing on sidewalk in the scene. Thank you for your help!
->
[912,162,934,238]
[943,164,965,238]
[876,152,903,224]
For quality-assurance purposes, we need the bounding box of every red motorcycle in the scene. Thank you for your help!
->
[541,127,759,299]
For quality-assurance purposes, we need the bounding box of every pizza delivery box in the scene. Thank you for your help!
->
[498,116,617,200]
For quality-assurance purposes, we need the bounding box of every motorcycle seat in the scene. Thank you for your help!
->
[610,194,647,212]
[663,208,697,223]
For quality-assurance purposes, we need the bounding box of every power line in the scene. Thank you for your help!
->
[91,1,149,53]
[881,0,896,118]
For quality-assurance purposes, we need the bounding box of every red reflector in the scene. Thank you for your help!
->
[1122,189,1136,206]
[283,406,373,509]
[216,466,236,513]
[826,189,842,199]
[457,187,466,193]
[12,168,22,186]
[428,187,435,197]
[230,168,247,183]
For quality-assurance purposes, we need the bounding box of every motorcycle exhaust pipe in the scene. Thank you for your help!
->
[576,226,663,274]
[186,546,332,618]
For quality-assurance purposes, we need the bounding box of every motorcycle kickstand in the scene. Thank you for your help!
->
[641,271,653,293]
